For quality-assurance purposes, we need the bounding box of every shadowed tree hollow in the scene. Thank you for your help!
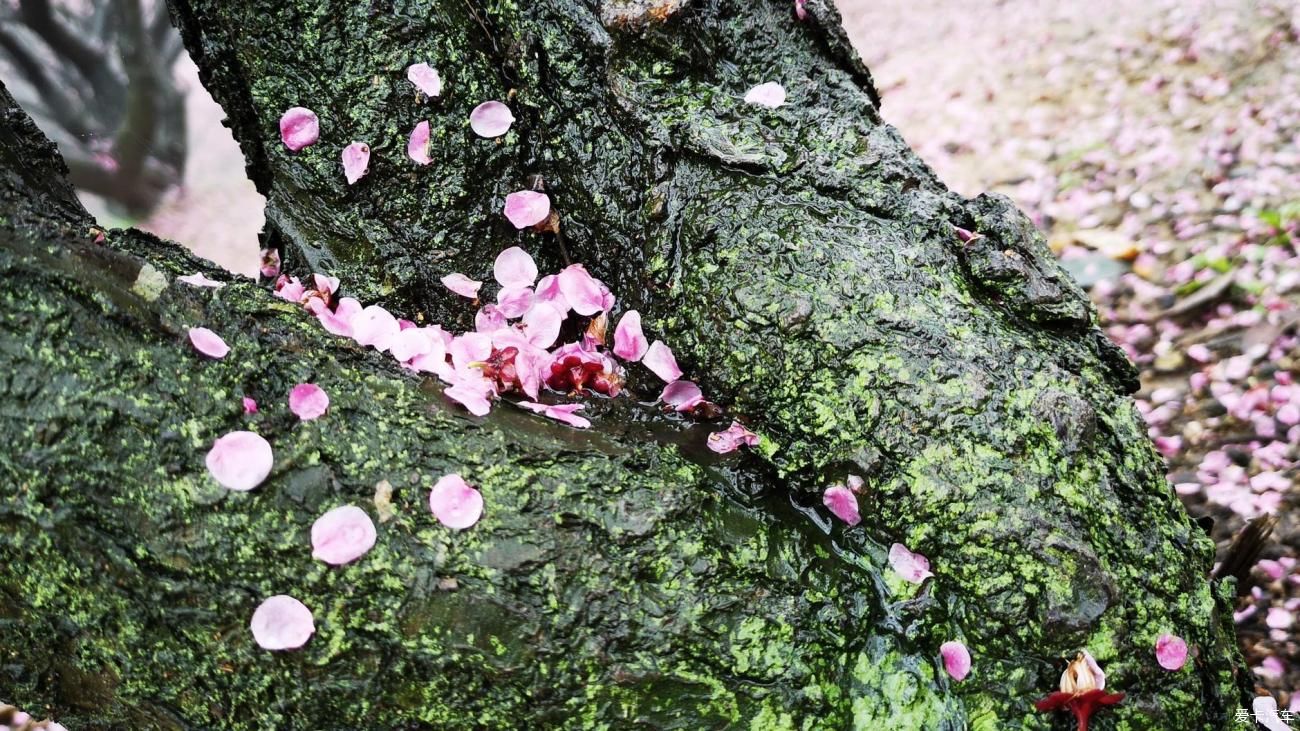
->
[0,0,1251,728]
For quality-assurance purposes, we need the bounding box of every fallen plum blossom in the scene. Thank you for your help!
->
[1154,633,1188,671]
[940,641,972,681]
[643,340,683,383]
[188,326,229,359]
[503,190,550,229]
[342,141,371,184]
[289,383,330,421]
[707,420,759,454]
[250,595,315,650]
[470,100,515,138]
[822,484,861,525]
[407,62,441,98]
[888,542,933,583]
[744,81,786,108]
[1035,651,1124,731]
[519,400,591,428]
[429,473,484,529]
[442,272,483,299]
[260,248,281,278]
[547,342,624,396]
[178,272,226,288]
[311,505,377,565]
[408,121,433,165]
[205,430,273,491]
[279,107,319,151]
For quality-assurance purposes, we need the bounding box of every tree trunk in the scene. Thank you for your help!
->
[0,0,1249,729]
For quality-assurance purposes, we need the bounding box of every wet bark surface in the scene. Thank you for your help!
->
[0,0,1251,727]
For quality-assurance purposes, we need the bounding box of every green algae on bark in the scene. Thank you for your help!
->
[6,0,1255,724]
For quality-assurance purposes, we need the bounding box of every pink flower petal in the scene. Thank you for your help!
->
[1155,633,1188,671]
[289,383,330,421]
[188,326,230,359]
[342,141,371,185]
[407,120,432,165]
[794,0,807,20]
[534,274,565,310]
[660,380,704,412]
[279,107,320,152]
[242,396,258,414]
[744,81,786,108]
[450,332,494,371]
[442,272,483,299]
[205,430,273,491]
[475,304,507,333]
[518,400,592,428]
[407,62,442,98]
[389,327,435,362]
[444,370,494,416]
[557,264,606,316]
[470,100,515,138]
[311,505,377,565]
[178,272,226,288]
[314,296,361,337]
[708,420,760,454]
[350,304,400,351]
[643,340,683,382]
[496,286,535,319]
[250,595,314,650]
[888,542,933,584]
[493,246,539,289]
[429,473,484,529]
[522,302,563,348]
[822,484,861,525]
[503,190,551,229]
[940,641,971,681]
[260,248,281,278]
[613,310,649,361]
[312,273,340,297]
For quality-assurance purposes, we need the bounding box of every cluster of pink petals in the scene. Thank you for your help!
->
[205,430,274,490]
[940,640,971,681]
[407,62,441,98]
[889,542,934,584]
[250,594,315,650]
[188,326,229,359]
[707,421,759,454]
[178,272,226,288]
[311,505,377,565]
[1154,633,1188,670]
[429,473,484,529]
[279,107,320,152]
[289,383,330,421]
[503,190,551,229]
[470,101,514,138]
[744,81,786,108]
[342,141,371,184]
[0,706,68,731]
[408,121,433,165]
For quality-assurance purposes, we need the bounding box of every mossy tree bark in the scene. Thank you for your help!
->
[0,0,1249,729]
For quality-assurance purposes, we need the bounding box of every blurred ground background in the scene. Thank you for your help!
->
[5,0,1300,715]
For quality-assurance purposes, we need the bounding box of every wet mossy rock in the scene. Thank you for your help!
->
[0,0,1249,728]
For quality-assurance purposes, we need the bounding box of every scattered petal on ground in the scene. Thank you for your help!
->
[408,120,433,165]
[744,81,786,108]
[470,100,515,138]
[407,62,441,98]
[429,473,484,529]
[289,383,330,421]
[613,309,649,361]
[708,420,759,454]
[503,190,550,229]
[494,246,538,289]
[822,484,861,525]
[242,396,258,414]
[442,272,483,298]
[660,379,704,412]
[342,141,370,184]
[279,107,319,151]
[889,542,933,584]
[643,340,683,383]
[518,400,592,428]
[557,264,606,316]
[311,505,378,565]
[178,272,226,288]
[188,327,229,359]
[940,641,972,681]
[250,595,315,650]
[205,431,273,491]
[1155,633,1188,670]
